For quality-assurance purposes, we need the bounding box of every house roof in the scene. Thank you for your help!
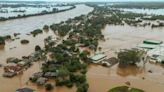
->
[91,53,106,61]
[148,44,164,56]
[138,43,158,49]
[143,39,163,45]
[16,88,35,92]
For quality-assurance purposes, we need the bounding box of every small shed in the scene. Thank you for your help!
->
[90,53,107,63]
[143,39,163,45]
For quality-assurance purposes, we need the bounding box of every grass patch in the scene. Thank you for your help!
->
[108,86,144,92]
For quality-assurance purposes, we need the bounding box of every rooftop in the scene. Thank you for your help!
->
[148,44,164,56]
[16,88,35,92]
[91,53,107,61]
[138,43,158,49]
[143,39,163,45]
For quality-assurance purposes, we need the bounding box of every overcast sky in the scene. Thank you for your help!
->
[1,0,164,2]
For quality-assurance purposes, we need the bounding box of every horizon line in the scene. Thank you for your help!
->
[0,0,164,3]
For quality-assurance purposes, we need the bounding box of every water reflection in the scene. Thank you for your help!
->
[0,45,4,50]
[117,65,144,77]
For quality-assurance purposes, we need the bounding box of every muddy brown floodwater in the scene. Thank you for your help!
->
[0,4,93,92]
[0,5,164,92]
[97,24,164,92]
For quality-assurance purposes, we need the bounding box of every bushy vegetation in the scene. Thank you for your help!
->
[142,15,164,20]
[3,35,11,39]
[31,29,43,36]
[50,24,72,37]
[89,3,164,27]
[29,77,37,83]
[43,25,49,30]
[117,49,144,67]
[30,3,152,92]
[20,39,29,44]
[0,36,5,45]
[39,6,114,91]
[108,86,144,92]
[111,2,164,9]
[45,83,54,91]
[35,45,41,51]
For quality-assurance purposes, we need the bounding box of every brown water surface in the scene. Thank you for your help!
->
[96,24,164,92]
[0,4,93,92]
[0,7,164,92]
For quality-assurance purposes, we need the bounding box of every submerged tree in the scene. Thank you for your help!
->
[45,83,54,91]
[35,45,41,51]
[108,86,144,92]
[76,82,89,92]
[0,36,5,45]
[117,49,144,67]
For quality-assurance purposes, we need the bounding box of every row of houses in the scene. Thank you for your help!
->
[137,39,164,64]
[3,51,41,78]
[89,39,164,65]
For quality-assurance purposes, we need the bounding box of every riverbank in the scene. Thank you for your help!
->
[0,5,76,22]
[0,5,93,36]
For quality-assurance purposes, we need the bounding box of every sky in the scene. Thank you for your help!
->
[1,0,164,2]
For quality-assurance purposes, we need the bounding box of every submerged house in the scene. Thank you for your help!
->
[138,44,158,49]
[143,39,163,45]
[16,88,36,92]
[147,44,164,63]
[90,53,107,63]
[138,39,163,50]
[3,72,16,78]
[137,39,164,64]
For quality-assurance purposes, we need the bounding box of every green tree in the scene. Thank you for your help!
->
[108,86,144,92]
[0,36,5,45]
[45,83,54,91]
[76,83,89,92]
[35,45,41,51]
[117,49,144,67]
